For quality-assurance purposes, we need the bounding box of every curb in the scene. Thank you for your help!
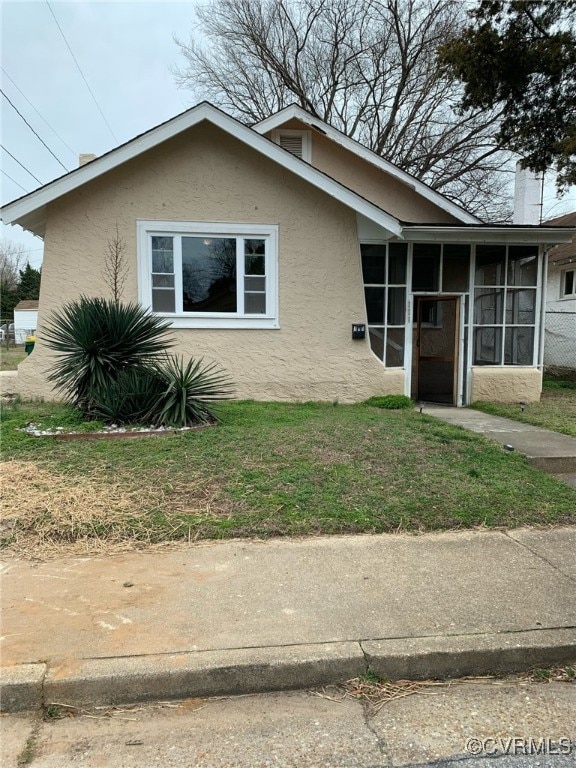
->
[1,629,575,713]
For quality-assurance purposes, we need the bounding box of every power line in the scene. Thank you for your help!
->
[1,168,29,194]
[1,67,78,158]
[0,145,43,185]
[0,88,69,172]
[45,0,119,144]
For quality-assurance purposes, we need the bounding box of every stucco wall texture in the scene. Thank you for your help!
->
[470,367,542,403]
[17,122,405,403]
[269,119,460,224]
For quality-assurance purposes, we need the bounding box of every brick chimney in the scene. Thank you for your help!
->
[513,161,543,224]
[79,154,97,166]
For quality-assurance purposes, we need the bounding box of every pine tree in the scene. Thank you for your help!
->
[17,263,41,301]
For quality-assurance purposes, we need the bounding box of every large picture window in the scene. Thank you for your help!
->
[473,245,538,365]
[138,221,278,329]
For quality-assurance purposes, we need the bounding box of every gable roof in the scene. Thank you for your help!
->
[0,102,402,239]
[14,300,39,311]
[254,104,482,226]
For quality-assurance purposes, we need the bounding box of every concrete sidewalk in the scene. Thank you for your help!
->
[424,406,576,483]
[1,528,575,712]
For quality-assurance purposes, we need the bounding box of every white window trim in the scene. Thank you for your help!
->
[137,220,279,329]
[271,129,312,163]
[560,267,576,299]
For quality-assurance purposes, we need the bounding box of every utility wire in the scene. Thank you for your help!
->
[0,144,43,185]
[0,88,69,172]
[45,0,119,144]
[1,168,29,194]
[1,67,78,158]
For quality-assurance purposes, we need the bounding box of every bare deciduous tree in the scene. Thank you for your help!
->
[102,225,129,304]
[0,239,25,291]
[174,0,513,220]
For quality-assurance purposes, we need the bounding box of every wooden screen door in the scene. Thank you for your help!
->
[416,297,460,405]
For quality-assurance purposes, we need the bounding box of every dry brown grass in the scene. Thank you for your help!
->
[0,460,228,559]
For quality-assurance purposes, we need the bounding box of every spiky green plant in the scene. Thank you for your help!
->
[152,355,234,426]
[43,297,173,414]
[89,367,164,425]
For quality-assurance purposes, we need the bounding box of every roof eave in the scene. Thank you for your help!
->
[403,225,576,244]
[0,102,402,239]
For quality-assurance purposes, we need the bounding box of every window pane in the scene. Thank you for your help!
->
[182,237,237,313]
[475,245,505,285]
[387,287,405,325]
[245,240,265,275]
[245,293,266,314]
[386,327,405,367]
[442,244,470,292]
[474,288,504,325]
[151,236,174,273]
[508,246,538,286]
[368,327,384,360]
[152,289,175,313]
[473,327,502,365]
[506,289,536,325]
[505,327,534,365]
[361,244,386,284]
[245,276,265,292]
[412,244,440,291]
[564,270,574,296]
[365,288,385,323]
[388,243,407,284]
[152,274,175,288]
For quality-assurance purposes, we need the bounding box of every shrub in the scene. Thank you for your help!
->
[44,297,234,427]
[152,355,234,426]
[44,297,173,413]
[364,394,414,410]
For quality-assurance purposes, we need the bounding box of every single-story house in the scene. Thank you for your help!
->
[13,300,39,344]
[542,213,576,372]
[1,103,574,405]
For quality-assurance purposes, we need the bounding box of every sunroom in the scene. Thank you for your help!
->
[358,225,565,407]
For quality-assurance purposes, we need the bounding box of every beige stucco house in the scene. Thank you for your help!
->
[1,103,574,404]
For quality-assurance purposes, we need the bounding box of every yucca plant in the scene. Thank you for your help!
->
[89,367,164,424]
[151,355,234,426]
[43,297,173,414]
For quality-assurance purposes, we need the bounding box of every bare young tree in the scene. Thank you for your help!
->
[174,0,513,220]
[102,224,129,304]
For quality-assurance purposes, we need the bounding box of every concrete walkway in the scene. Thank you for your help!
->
[1,528,575,712]
[424,406,576,483]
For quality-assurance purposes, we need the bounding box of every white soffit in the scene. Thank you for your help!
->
[254,105,482,226]
[0,103,402,239]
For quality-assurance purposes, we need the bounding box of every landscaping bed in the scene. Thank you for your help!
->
[472,379,576,437]
[1,400,575,558]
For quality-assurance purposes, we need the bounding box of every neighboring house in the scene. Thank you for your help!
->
[543,213,576,372]
[13,300,39,345]
[1,103,574,405]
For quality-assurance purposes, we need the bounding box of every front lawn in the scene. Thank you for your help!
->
[0,345,27,371]
[1,400,575,557]
[473,379,576,437]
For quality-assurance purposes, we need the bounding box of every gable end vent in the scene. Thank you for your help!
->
[279,134,303,158]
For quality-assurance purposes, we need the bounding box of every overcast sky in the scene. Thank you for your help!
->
[1,0,575,270]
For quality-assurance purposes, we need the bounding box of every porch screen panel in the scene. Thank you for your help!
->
[473,245,538,365]
[361,242,407,367]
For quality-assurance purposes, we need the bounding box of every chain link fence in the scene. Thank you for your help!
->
[544,311,576,373]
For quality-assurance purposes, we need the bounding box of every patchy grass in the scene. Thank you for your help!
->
[473,379,576,437]
[1,400,575,557]
[0,345,27,371]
